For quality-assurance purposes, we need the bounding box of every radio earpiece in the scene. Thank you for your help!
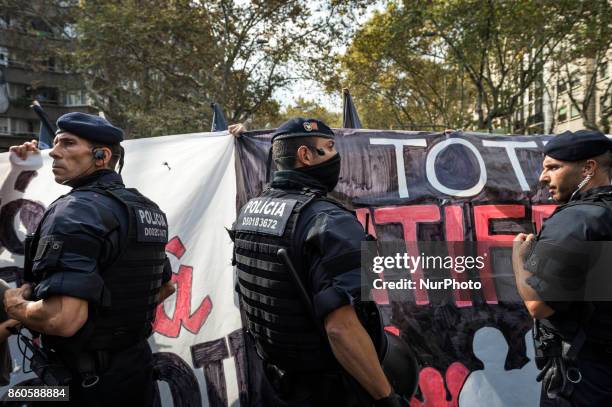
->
[93,149,105,161]
[61,148,103,185]
[569,173,594,201]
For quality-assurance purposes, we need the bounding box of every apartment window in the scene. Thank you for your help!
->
[528,124,544,135]
[601,95,611,111]
[63,90,87,106]
[558,106,567,122]
[12,119,30,134]
[534,99,543,115]
[527,101,543,126]
[28,87,59,104]
[570,104,580,119]
[0,47,7,67]
[557,81,567,94]
[0,118,8,134]
[569,72,581,89]
[7,83,26,99]
[599,61,609,80]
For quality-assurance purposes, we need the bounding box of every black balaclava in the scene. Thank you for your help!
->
[297,152,341,192]
[270,117,339,190]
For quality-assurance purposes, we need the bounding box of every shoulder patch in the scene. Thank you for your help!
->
[133,205,168,243]
[235,197,298,236]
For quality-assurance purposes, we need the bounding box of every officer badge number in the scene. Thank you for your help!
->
[303,121,318,132]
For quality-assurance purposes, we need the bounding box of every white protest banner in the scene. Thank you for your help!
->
[0,132,243,406]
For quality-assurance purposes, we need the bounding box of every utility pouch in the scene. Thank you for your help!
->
[533,321,582,400]
[533,320,561,370]
[20,336,72,386]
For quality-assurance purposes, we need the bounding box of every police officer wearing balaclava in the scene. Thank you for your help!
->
[512,130,612,406]
[230,118,402,406]
[4,112,175,406]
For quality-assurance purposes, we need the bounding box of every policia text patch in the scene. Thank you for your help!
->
[133,206,168,243]
[236,197,298,236]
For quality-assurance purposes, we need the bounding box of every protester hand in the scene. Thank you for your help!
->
[228,123,247,137]
[513,233,535,263]
[4,284,32,319]
[0,319,20,342]
[9,140,40,160]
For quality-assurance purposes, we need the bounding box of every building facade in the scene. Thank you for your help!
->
[547,53,610,134]
[0,4,94,152]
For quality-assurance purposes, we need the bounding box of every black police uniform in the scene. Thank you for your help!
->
[233,169,367,406]
[231,118,377,406]
[23,113,170,406]
[524,130,612,407]
[28,169,171,406]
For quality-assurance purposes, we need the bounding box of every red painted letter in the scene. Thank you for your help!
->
[375,205,441,305]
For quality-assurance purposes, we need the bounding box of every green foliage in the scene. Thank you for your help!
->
[548,0,611,132]
[244,97,341,129]
[62,0,372,137]
[0,0,75,74]
[7,0,607,135]
[278,98,341,127]
[322,3,472,130]
[324,0,600,133]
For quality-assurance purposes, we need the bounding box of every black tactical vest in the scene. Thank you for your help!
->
[33,183,168,352]
[231,188,339,372]
[544,191,612,345]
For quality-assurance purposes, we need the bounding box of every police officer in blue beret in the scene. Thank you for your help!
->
[230,117,404,406]
[5,112,176,406]
[512,130,612,406]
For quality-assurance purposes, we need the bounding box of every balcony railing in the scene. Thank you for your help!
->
[6,58,68,73]
[527,112,544,126]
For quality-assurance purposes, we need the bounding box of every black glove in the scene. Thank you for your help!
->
[373,393,403,407]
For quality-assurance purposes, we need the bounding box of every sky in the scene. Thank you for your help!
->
[273,2,386,113]
[274,79,342,113]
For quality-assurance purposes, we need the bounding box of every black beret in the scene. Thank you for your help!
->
[543,130,612,161]
[271,117,335,142]
[56,112,123,144]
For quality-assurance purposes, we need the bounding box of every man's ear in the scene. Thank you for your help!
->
[296,145,312,166]
[584,159,597,177]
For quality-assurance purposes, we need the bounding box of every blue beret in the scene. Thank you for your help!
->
[543,130,612,161]
[271,117,335,142]
[56,112,123,144]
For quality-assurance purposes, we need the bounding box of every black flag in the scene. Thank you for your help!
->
[31,101,56,149]
[211,102,228,132]
[342,88,362,129]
